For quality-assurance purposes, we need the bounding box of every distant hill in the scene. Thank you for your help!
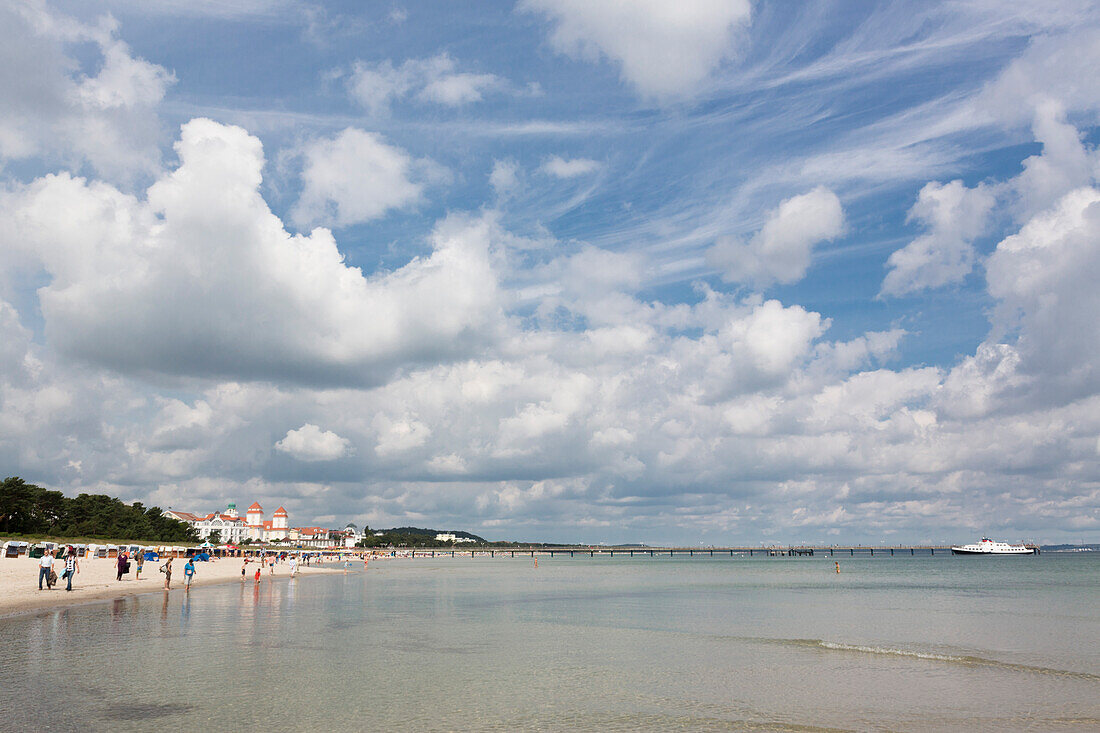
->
[378,527,488,543]
[1040,544,1099,552]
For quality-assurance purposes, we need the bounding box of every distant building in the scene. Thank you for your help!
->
[341,525,363,548]
[165,501,290,543]
[435,532,476,543]
[244,502,290,542]
[288,526,331,548]
[163,506,246,544]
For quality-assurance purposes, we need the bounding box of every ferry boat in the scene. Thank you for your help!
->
[950,537,1036,555]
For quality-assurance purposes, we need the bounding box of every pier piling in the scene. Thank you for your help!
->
[411,544,958,560]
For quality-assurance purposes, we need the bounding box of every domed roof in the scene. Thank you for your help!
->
[247,502,263,512]
[273,506,288,516]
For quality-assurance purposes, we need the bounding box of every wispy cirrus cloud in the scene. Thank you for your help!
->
[346,54,507,115]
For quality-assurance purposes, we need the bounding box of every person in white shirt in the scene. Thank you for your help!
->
[38,550,55,590]
[63,549,79,591]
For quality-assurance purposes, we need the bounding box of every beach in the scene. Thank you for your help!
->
[0,552,344,617]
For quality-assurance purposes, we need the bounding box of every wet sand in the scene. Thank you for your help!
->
[0,554,344,617]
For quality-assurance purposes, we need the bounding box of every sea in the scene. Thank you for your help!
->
[1,552,1097,731]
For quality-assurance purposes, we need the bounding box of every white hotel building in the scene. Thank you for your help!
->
[164,502,291,544]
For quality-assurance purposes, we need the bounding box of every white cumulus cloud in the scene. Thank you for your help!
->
[275,423,351,461]
[977,27,1100,126]
[291,128,442,229]
[707,187,844,288]
[986,186,1100,396]
[0,1,173,180]
[1012,102,1099,221]
[0,118,504,386]
[520,0,752,99]
[881,180,995,296]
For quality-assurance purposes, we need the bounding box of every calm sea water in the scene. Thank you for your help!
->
[1,553,1097,731]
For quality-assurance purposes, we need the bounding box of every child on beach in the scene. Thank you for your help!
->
[135,552,144,580]
[241,558,249,581]
[254,567,261,584]
[161,557,173,590]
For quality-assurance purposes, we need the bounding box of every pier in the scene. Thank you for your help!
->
[404,544,1040,558]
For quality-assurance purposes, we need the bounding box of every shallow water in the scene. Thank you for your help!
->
[1,553,1097,731]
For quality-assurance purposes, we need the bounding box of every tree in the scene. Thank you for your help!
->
[0,477,198,542]
[0,477,40,533]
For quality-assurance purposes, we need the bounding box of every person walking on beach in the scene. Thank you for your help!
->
[183,558,196,591]
[116,550,129,581]
[135,551,144,580]
[288,555,298,576]
[268,555,275,575]
[161,557,173,590]
[254,566,261,584]
[241,558,249,581]
[63,548,79,591]
[38,548,55,590]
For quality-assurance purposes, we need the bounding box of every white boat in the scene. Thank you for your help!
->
[951,537,1036,555]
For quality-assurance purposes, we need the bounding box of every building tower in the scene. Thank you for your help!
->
[246,502,263,526]
[225,502,238,519]
[273,506,289,531]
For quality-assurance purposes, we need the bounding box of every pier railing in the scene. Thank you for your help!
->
[391,544,1040,558]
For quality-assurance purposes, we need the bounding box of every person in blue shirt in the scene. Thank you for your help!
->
[183,558,196,591]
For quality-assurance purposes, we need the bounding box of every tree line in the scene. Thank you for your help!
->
[0,476,198,542]
[355,526,485,548]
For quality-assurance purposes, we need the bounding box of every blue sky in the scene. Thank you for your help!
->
[2,0,1100,544]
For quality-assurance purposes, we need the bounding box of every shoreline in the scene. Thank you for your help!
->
[0,556,348,620]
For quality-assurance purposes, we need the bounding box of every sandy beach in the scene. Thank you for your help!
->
[0,553,345,617]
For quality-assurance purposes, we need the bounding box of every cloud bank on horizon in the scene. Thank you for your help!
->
[1,0,1099,544]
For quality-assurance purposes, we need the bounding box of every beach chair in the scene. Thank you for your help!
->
[3,541,29,558]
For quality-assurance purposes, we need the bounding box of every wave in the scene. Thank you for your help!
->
[817,641,968,662]
[771,637,1100,680]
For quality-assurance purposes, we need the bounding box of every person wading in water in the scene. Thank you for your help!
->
[161,557,173,590]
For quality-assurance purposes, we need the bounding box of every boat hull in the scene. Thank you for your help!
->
[950,547,1036,555]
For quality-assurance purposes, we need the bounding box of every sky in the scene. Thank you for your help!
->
[2,0,1100,545]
